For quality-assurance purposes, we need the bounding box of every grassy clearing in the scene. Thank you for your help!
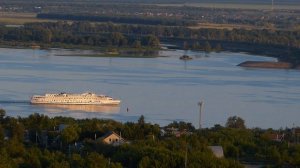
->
[0,12,54,25]
[188,23,263,30]
[54,54,160,58]
[155,2,300,10]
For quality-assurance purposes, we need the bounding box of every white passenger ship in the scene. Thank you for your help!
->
[31,92,121,105]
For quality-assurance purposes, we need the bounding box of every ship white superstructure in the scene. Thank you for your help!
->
[31,92,121,105]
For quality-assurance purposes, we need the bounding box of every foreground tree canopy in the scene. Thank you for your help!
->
[0,110,300,167]
[226,116,246,129]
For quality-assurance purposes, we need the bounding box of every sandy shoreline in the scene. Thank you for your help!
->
[237,61,299,69]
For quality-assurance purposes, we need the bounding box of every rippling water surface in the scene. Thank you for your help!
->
[0,48,299,128]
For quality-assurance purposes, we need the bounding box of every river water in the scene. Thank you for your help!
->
[0,47,299,129]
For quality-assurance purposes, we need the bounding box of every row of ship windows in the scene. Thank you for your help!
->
[47,100,96,101]
[36,98,101,100]
[36,100,98,103]
[33,97,99,100]
[34,99,101,102]
[53,96,94,97]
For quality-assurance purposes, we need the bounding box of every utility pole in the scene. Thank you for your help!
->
[184,144,188,168]
[36,131,38,144]
[293,123,296,144]
[68,144,71,159]
[198,101,204,129]
[271,0,274,11]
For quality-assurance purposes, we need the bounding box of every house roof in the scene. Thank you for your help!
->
[58,124,67,131]
[267,133,284,141]
[208,146,224,158]
[293,128,300,134]
[100,131,124,141]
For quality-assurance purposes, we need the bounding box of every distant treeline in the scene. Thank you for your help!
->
[18,21,300,49]
[0,21,299,64]
[1,2,299,30]
[0,22,161,49]
[3,0,299,5]
[37,13,198,26]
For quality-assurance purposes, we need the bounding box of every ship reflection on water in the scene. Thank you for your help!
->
[36,104,120,113]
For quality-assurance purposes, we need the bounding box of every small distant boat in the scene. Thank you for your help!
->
[31,92,121,105]
[179,55,192,60]
[30,45,40,49]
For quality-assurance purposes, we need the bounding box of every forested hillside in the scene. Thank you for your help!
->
[0,0,299,64]
[1,21,299,64]
[2,0,300,4]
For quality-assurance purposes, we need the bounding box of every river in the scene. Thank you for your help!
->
[0,47,299,129]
